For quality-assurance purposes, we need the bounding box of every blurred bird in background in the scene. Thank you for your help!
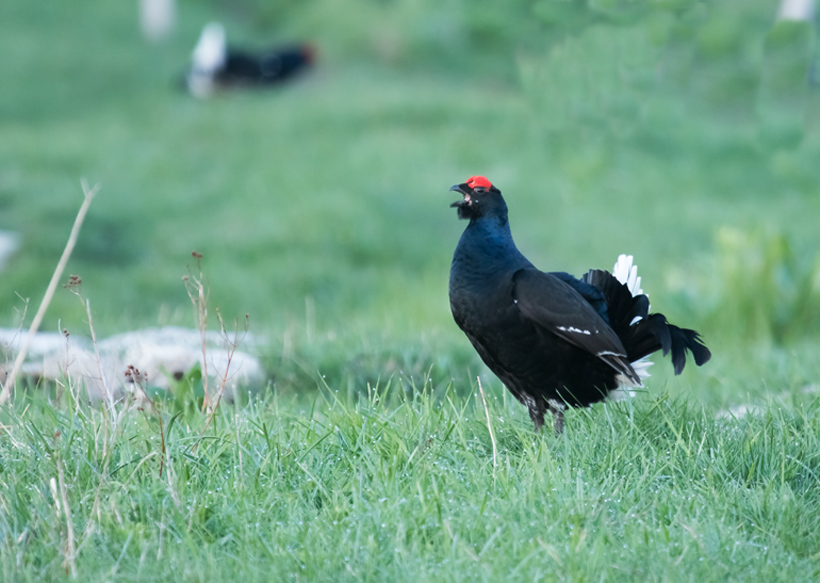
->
[185,22,316,98]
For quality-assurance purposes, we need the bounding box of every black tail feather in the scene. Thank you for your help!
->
[628,313,671,361]
[667,326,712,373]
[582,269,648,332]
[583,269,711,375]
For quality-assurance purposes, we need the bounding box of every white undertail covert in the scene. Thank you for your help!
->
[610,254,653,397]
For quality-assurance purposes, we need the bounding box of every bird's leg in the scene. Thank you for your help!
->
[551,408,565,434]
[548,399,566,435]
[527,402,546,432]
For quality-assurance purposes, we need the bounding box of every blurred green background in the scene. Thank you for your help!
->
[1,0,819,404]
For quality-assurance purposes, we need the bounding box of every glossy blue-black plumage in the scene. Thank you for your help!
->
[448,178,711,432]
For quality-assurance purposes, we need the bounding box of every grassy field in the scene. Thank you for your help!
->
[2,0,820,580]
[2,386,820,582]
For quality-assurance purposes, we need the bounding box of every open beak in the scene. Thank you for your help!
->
[449,183,470,208]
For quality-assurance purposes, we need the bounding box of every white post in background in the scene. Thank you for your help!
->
[0,231,19,273]
[140,0,176,42]
[777,0,816,21]
[776,0,818,86]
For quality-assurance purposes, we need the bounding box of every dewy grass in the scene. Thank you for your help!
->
[1,387,819,582]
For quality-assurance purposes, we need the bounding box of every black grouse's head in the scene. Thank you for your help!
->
[450,176,507,221]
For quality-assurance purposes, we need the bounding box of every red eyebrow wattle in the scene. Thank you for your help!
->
[466,176,492,189]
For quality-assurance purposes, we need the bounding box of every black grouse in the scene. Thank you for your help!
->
[448,176,711,433]
[186,22,315,98]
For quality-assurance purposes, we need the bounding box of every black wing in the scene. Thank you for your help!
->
[550,271,610,323]
[512,268,640,384]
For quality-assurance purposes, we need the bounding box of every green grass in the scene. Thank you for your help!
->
[2,0,820,580]
[2,386,820,582]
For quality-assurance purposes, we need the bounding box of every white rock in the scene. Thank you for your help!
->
[715,404,764,419]
[0,326,265,402]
